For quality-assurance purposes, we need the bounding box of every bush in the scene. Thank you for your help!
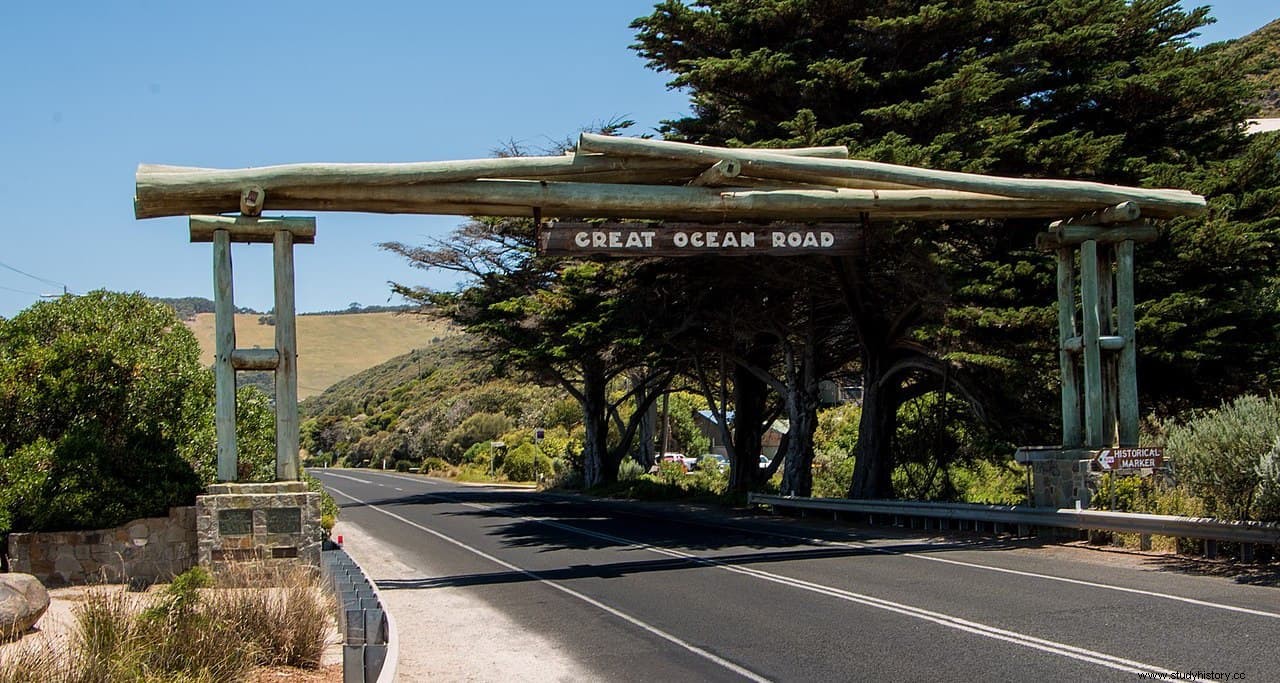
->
[1165,394,1280,520]
[1255,439,1280,522]
[395,460,411,472]
[617,457,645,481]
[443,412,514,463]
[501,443,552,482]
[422,456,449,474]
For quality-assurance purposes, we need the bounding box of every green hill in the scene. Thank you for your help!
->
[300,334,578,467]
[1225,18,1280,116]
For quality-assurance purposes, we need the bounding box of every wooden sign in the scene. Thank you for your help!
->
[538,222,860,257]
[1096,447,1164,471]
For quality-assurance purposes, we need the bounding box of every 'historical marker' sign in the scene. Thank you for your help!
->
[538,222,860,257]
[1096,447,1164,471]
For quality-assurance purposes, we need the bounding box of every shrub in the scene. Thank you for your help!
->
[1255,439,1280,522]
[1165,394,1280,520]
[422,456,449,474]
[655,460,685,485]
[501,443,552,482]
[617,457,646,481]
[395,460,411,472]
[443,412,514,463]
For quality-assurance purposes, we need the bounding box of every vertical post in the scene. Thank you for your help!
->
[274,230,300,480]
[213,229,238,481]
[1057,247,1082,447]
[1080,240,1105,447]
[1097,247,1117,445]
[1116,240,1139,446]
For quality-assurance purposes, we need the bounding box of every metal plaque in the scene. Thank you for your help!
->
[266,507,302,534]
[218,509,253,536]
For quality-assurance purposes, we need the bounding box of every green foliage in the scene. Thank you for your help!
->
[421,456,450,474]
[500,442,553,482]
[1165,394,1280,520]
[955,460,1027,506]
[303,471,339,531]
[655,460,685,485]
[617,456,646,481]
[665,392,711,457]
[0,291,219,535]
[445,412,514,463]
[812,451,857,498]
[1256,439,1280,522]
[395,459,411,472]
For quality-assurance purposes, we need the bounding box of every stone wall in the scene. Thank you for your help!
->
[1031,458,1092,509]
[196,482,322,577]
[6,507,197,588]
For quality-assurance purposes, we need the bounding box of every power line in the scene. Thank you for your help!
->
[0,284,42,296]
[0,260,68,289]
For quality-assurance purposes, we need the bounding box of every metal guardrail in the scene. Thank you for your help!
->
[747,493,1280,554]
[322,546,398,683]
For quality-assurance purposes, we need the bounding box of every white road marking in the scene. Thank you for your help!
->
[394,487,404,491]
[330,471,1280,620]
[317,471,373,484]
[426,490,1213,682]
[328,487,772,683]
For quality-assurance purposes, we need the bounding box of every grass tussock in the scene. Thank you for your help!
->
[0,564,335,683]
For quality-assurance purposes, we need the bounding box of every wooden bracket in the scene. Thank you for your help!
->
[190,215,316,244]
[1036,223,1158,250]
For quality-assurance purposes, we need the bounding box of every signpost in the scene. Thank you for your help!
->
[1096,447,1164,471]
[538,221,860,257]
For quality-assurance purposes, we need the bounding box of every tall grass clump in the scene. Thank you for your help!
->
[0,564,334,682]
[617,457,645,482]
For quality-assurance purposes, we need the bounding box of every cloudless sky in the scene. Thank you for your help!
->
[0,1,1275,318]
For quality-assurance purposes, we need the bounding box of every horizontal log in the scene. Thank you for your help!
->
[136,146,847,220]
[154,180,1137,222]
[232,348,280,370]
[1062,336,1126,353]
[1049,201,1141,227]
[577,134,1206,218]
[1035,224,1159,250]
[538,221,862,257]
[687,159,741,187]
[189,215,316,244]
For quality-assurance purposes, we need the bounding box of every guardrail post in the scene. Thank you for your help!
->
[1204,539,1218,559]
[1241,543,1255,563]
[1139,534,1152,551]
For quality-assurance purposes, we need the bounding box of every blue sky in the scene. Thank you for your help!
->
[0,1,1275,318]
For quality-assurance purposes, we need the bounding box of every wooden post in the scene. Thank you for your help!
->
[274,230,300,481]
[1057,247,1082,447]
[1116,240,1139,446]
[1098,247,1117,445]
[1080,240,1105,447]
[213,229,238,481]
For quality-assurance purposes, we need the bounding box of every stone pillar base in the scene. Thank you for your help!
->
[1015,447,1095,509]
[196,482,321,580]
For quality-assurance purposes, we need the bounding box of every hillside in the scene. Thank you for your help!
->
[300,334,578,467]
[187,311,454,399]
[1227,18,1280,116]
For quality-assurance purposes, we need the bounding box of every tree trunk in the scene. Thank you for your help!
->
[636,398,658,471]
[730,342,773,493]
[780,343,820,497]
[581,360,610,488]
[849,360,898,499]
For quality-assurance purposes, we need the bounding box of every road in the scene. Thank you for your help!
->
[310,469,1280,682]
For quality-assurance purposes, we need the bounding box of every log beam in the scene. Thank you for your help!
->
[190,215,317,244]
[231,348,280,371]
[577,133,1205,217]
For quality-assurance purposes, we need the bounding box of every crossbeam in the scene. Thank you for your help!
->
[190,215,316,244]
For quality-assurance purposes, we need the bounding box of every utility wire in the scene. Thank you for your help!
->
[0,284,43,296]
[0,260,69,290]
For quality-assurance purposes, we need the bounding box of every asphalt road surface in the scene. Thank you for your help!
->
[310,469,1280,682]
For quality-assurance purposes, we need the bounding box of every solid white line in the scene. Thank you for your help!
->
[328,486,771,683]
[433,492,1211,682]
[339,471,1280,621]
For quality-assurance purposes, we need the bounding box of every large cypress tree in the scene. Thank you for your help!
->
[633,0,1280,497]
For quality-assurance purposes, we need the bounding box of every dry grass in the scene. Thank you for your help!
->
[186,312,455,399]
[0,565,335,683]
